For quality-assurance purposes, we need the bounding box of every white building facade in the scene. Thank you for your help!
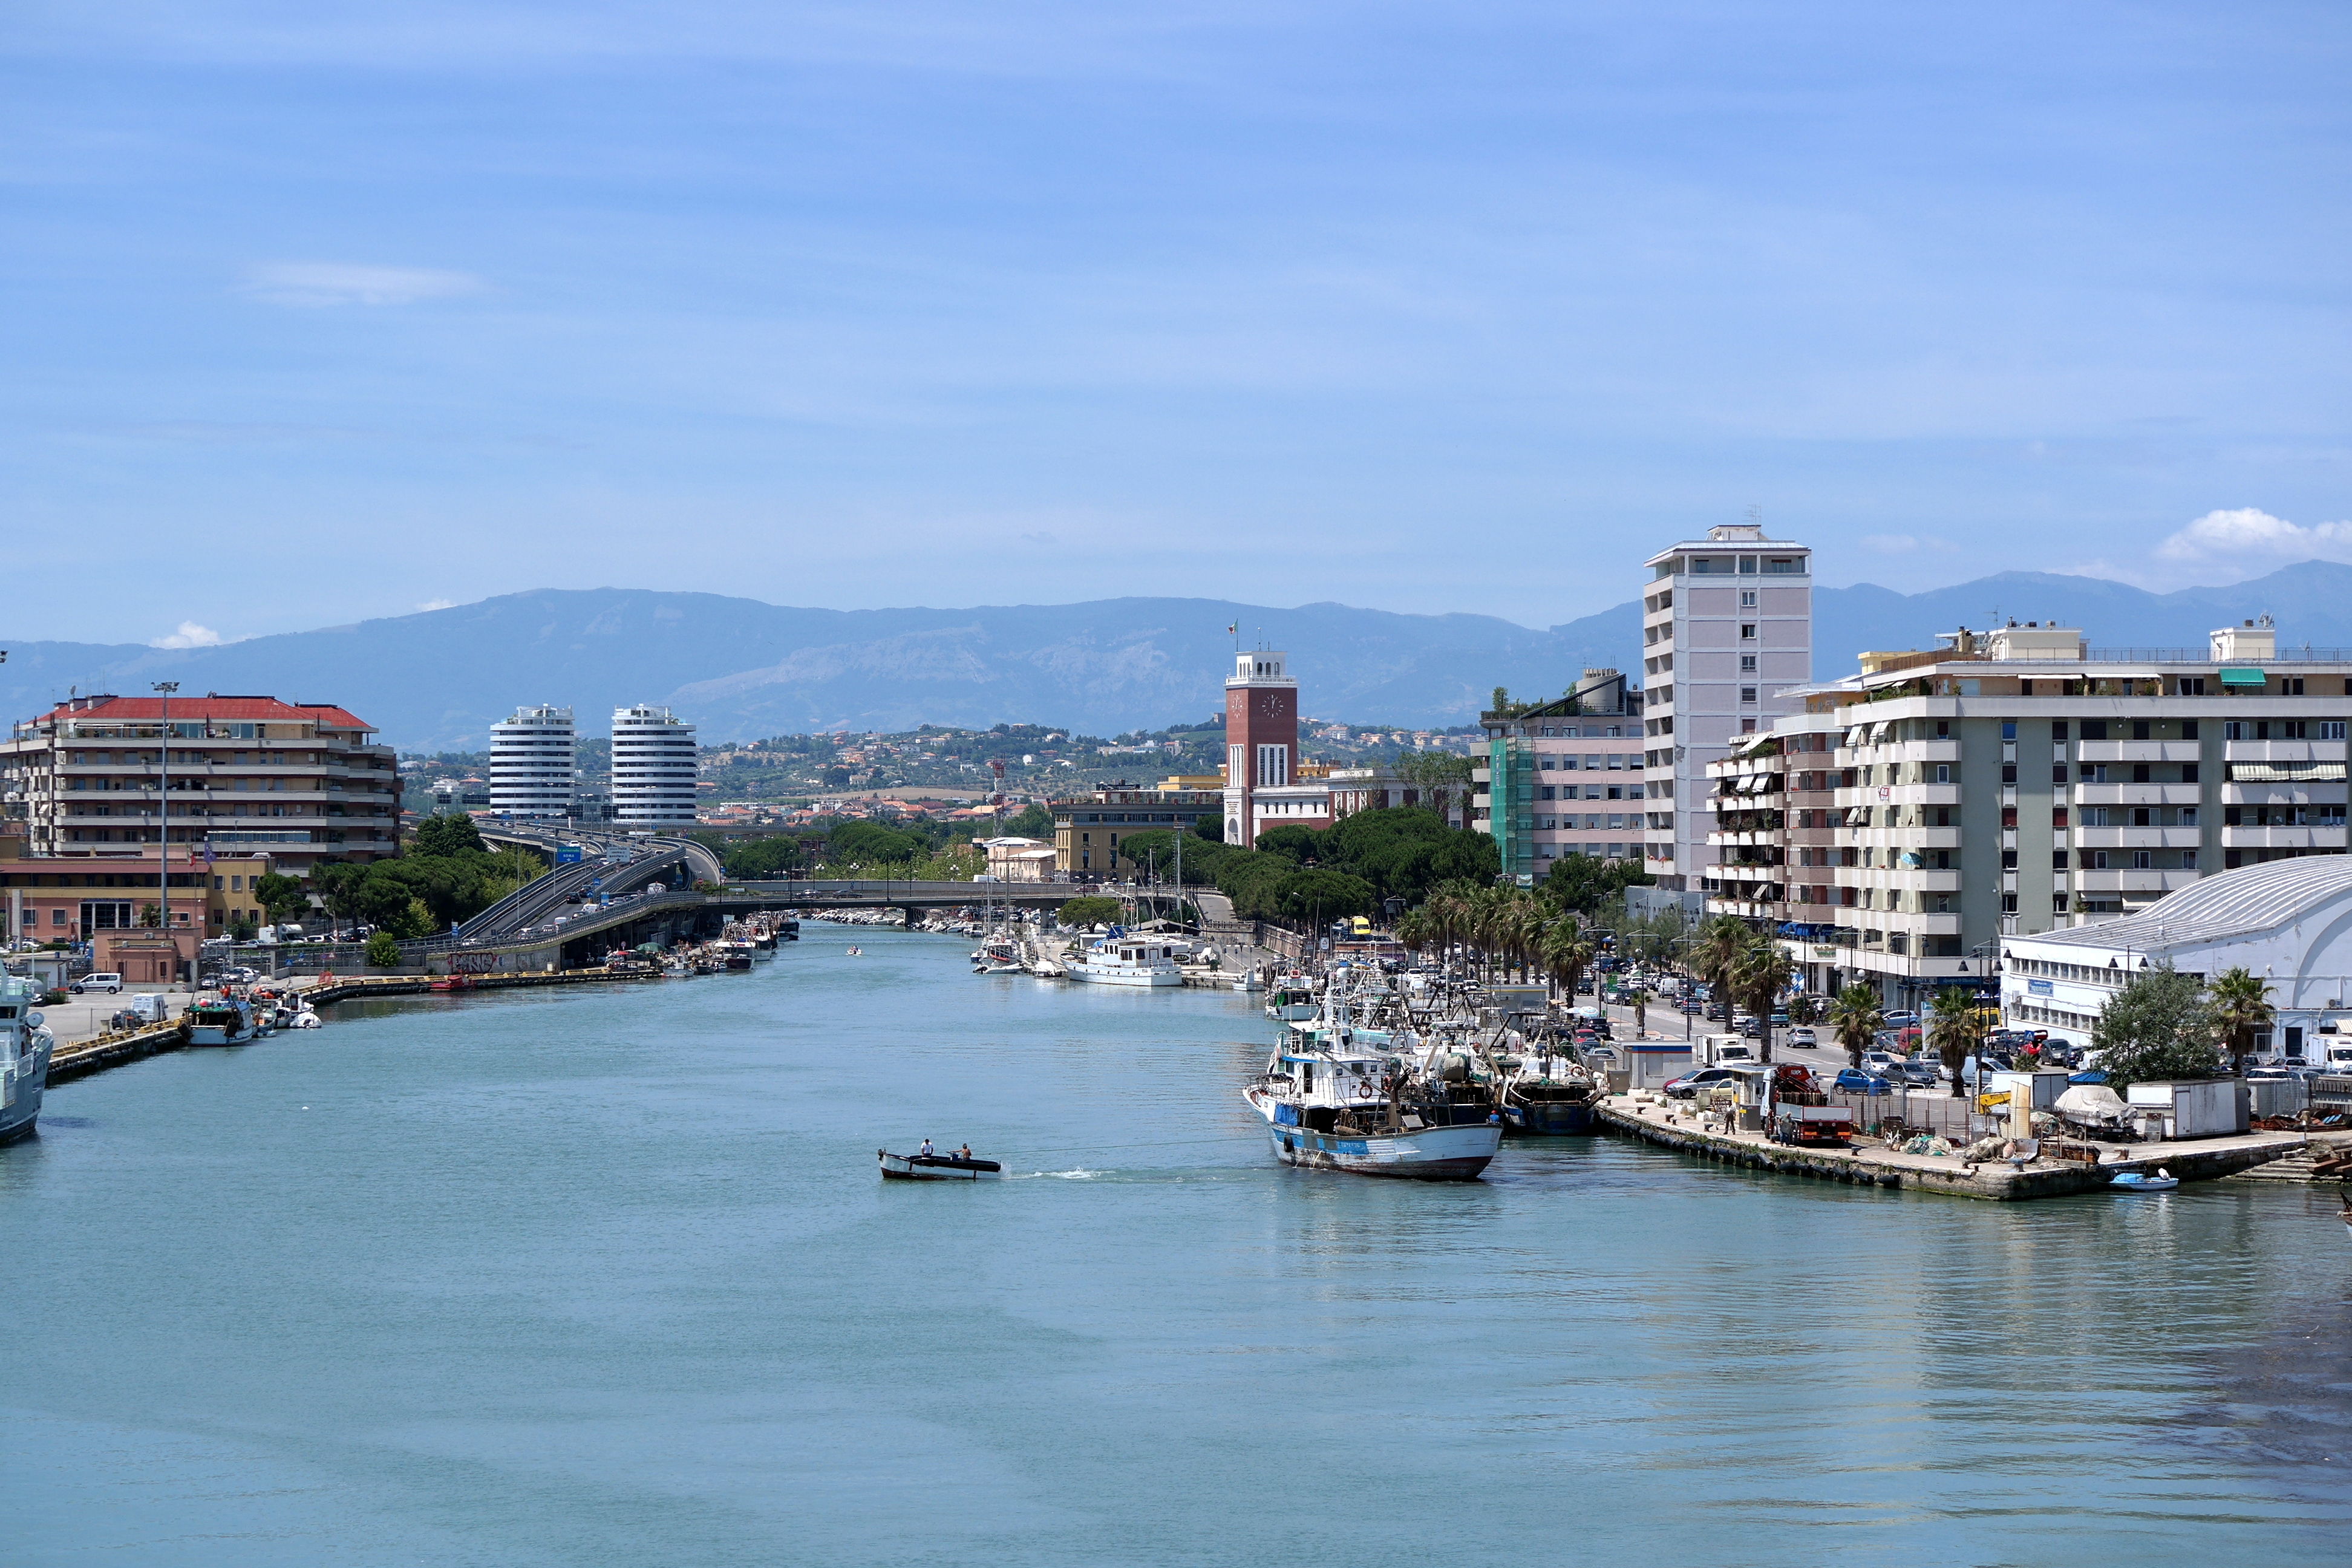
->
[1640,524,1813,892]
[610,704,699,825]
[2003,857,2352,1063]
[489,704,577,819]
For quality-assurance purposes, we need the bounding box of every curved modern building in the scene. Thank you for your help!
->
[489,704,577,819]
[611,705,699,824]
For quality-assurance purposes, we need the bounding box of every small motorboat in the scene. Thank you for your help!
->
[878,1149,1002,1181]
[2108,1169,2179,1193]
[846,947,862,956]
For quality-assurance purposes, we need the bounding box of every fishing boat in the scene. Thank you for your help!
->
[1,975,56,1145]
[1067,929,1183,988]
[1243,972,1500,1180]
[878,1149,1004,1181]
[2108,1169,2179,1193]
[1500,1052,1601,1134]
[186,996,257,1047]
[1264,973,1318,1021]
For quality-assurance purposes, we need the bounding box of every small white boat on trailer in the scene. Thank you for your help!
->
[878,1149,1004,1181]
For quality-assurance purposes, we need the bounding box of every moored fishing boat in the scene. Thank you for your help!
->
[1501,1056,1601,1134]
[1264,973,1318,1021]
[1243,969,1499,1180]
[1,975,56,1144]
[186,996,256,1047]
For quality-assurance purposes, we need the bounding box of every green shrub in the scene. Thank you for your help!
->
[365,930,401,967]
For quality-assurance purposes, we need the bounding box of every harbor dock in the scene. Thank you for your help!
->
[1599,1093,2308,1200]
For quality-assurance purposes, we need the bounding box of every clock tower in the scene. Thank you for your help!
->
[1223,649,1297,846]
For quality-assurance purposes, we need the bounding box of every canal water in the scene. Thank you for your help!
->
[5,928,2348,1566]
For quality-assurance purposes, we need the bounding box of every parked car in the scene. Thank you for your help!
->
[71,972,123,995]
[1664,1066,1751,1100]
[1882,1010,1920,1028]
[1834,1067,1895,1094]
[1860,1050,1901,1074]
[1785,1026,1818,1048]
[1897,1056,1943,1087]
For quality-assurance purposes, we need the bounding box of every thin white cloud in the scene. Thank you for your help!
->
[2069,508,2352,589]
[244,262,484,308]
[151,621,228,648]
[416,598,458,612]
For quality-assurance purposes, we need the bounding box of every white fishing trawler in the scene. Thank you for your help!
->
[1,975,56,1145]
[1067,929,1183,987]
[1263,972,1318,1021]
[1242,970,1500,1180]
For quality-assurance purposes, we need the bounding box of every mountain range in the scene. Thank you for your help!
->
[8,563,2350,751]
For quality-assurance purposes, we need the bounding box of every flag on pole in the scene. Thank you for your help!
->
[1226,621,1236,636]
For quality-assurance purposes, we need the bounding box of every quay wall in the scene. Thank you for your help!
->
[1596,1097,2304,1201]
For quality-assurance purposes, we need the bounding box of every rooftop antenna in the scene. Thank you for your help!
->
[1745,503,1763,530]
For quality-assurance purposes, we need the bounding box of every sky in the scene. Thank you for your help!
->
[5,1,2348,648]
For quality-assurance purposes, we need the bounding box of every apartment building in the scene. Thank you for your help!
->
[489,704,577,818]
[1706,616,2350,1010]
[1639,524,1813,892]
[0,693,399,876]
[1052,788,1223,876]
[610,705,699,825]
[1473,668,1646,880]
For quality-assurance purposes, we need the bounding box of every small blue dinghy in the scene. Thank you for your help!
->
[2108,1169,2178,1193]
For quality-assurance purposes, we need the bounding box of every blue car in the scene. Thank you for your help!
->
[1834,1067,1894,1094]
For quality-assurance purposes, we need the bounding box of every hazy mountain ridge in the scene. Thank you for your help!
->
[8,564,2351,750]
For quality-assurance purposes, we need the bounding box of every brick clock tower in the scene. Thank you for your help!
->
[1223,649,1297,846]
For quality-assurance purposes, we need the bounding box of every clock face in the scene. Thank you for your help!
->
[1258,693,1284,718]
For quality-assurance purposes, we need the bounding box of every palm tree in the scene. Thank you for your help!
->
[1540,920,1595,1005]
[2207,966,2275,1075]
[1927,987,1978,1095]
[1626,987,1650,1038]
[1688,915,1751,1011]
[1394,909,1430,965]
[1826,981,1883,1068]
[1730,935,1797,1063]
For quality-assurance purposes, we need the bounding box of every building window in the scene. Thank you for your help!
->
[2183,849,2198,870]
[1740,624,1757,640]
[2133,850,2154,869]
[1934,764,1950,783]
[1739,590,1757,608]
[1739,655,1756,672]
[1740,719,1756,734]
[1255,744,1289,788]
[1740,687,1757,704]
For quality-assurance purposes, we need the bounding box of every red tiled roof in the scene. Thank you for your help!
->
[38,695,375,730]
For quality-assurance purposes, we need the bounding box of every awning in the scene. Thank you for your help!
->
[2229,761,2348,783]
[2219,667,2267,688]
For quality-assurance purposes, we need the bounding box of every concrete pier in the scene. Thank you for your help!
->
[1598,1094,2306,1200]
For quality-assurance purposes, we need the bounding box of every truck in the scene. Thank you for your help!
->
[1765,1063,1855,1146]
[1695,1033,1757,1068]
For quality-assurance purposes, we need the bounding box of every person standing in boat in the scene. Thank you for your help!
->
[920,1138,935,1158]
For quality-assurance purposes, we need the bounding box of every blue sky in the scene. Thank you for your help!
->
[5,1,2347,647]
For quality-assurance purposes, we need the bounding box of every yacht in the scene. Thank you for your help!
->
[1,975,56,1144]
[1067,931,1183,987]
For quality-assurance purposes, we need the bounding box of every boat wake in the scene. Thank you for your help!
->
[1015,1168,1110,1180]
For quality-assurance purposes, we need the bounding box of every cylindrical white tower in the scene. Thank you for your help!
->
[610,705,699,825]
[489,704,577,819]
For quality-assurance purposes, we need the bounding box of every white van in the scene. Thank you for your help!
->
[1696,1033,1756,1068]
[71,972,123,995]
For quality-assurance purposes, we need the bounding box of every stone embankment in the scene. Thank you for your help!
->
[1599,1094,2306,1201]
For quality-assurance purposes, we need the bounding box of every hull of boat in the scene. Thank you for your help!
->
[1504,1099,1596,1135]
[1261,1119,1500,1180]
[187,1025,256,1047]
[1068,965,1181,987]
[1266,1002,1316,1021]
[879,1152,1003,1181]
[1,1064,45,1144]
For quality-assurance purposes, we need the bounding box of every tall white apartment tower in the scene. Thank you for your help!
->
[1640,524,1812,891]
[489,704,577,819]
[610,704,699,825]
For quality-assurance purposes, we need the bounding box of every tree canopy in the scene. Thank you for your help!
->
[1057,895,1122,929]
[411,812,486,858]
[2093,964,2224,1087]
[1543,852,1656,916]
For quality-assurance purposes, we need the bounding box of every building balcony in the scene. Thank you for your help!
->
[2072,826,2204,850]
[2072,867,2201,895]
[2221,782,2347,806]
[1847,826,1962,851]
[2073,782,2201,808]
[2074,740,2201,764]
[2223,740,2346,765]
[2221,826,2348,850]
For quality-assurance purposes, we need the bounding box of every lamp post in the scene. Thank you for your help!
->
[153,682,180,984]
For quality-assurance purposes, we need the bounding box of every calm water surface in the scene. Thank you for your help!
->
[5,927,2349,1566]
